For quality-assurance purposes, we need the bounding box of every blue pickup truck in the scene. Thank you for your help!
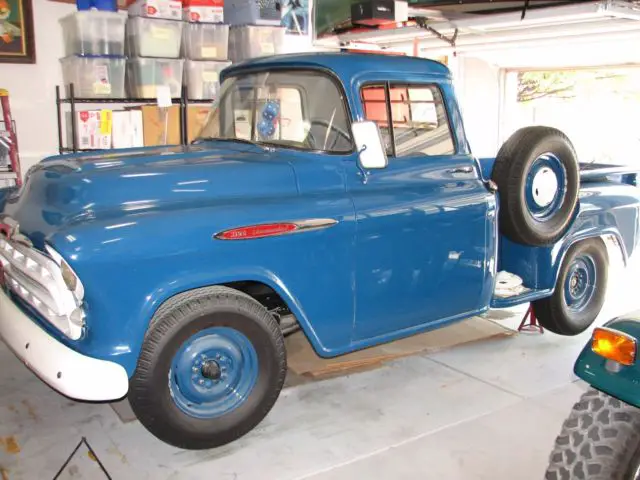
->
[0,53,639,450]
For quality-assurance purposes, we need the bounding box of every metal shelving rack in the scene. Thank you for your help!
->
[55,83,213,154]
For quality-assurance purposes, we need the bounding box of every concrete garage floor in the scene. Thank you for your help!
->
[1,243,639,480]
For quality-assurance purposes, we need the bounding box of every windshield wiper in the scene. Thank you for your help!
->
[194,137,269,151]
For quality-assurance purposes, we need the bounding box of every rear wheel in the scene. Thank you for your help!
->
[129,286,287,450]
[533,238,608,336]
[546,388,640,480]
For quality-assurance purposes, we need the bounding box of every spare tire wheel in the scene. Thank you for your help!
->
[491,126,579,246]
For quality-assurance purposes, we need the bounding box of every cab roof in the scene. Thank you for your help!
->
[220,52,452,83]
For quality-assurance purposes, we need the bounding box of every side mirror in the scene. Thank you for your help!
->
[352,121,388,170]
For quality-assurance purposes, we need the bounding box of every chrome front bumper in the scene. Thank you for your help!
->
[0,289,129,401]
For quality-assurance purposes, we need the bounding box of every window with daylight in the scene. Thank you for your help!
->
[361,83,455,157]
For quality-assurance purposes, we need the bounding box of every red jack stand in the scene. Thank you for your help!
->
[518,305,544,334]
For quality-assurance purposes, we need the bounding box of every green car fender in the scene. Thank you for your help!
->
[574,315,640,409]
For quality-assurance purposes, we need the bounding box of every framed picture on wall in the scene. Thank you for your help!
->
[0,0,35,64]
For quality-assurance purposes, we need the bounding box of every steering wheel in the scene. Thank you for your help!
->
[307,119,352,151]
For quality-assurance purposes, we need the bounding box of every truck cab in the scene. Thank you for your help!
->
[0,52,638,450]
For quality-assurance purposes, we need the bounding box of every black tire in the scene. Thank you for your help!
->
[533,238,608,336]
[129,286,287,450]
[546,388,640,480]
[491,126,579,246]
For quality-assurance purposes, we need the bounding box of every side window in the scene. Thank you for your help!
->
[390,84,455,157]
[360,83,455,158]
[361,85,393,155]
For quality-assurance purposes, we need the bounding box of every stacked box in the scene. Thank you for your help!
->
[127,57,184,98]
[228,25,285,63]
[183,0,224,23]
[223,0,280,26]
[181,22,231,100]
[59,11,128,99]
[126,1,185,100]
[128,0,183,20]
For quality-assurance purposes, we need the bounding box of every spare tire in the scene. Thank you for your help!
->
[491,126,579,246]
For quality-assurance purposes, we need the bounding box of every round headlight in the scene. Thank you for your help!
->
[45,244,84,301]
[60,259,78,292]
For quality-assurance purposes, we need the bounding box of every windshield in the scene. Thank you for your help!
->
[196,69,354,153]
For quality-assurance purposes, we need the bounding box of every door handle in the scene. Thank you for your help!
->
[448,166,474,174]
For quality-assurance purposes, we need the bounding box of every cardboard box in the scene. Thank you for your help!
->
[128,0,183,20]
[112,111,131,149]
[183,0,224,23]
[137,105,182,146]
[186,105,212,143]
[130,109,144,147]
[72,110,112,150]
[112,110,145,149]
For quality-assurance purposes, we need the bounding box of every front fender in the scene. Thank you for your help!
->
[47,192,356,376]
[574,315,640,409]
[140,267,328,362]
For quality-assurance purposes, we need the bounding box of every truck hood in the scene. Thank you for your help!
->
[0,144,299,246]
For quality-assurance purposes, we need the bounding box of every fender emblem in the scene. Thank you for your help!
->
[214,219,338,240]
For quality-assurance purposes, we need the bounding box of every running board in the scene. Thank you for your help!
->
[491,288,553,309]
[491,270,552,308]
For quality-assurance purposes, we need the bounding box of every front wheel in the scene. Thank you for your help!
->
[129,286,287,450]
[533,238,608,335]
[546,388,640,480]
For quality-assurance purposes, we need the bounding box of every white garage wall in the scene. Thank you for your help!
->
[0,0,75,175]
[451,56,503,159]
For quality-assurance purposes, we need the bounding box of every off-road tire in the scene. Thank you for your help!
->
[129,286,287,450]
[491,126,579,246]
[533,238,608,336]
[546,388,640,480]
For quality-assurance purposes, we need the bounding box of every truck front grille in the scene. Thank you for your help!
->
[0,237,84,339]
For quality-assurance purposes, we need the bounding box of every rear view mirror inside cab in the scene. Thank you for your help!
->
[352,121,388,170]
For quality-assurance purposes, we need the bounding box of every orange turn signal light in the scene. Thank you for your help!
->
[591,327,637,366]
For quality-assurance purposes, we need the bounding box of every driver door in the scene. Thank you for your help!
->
[347,79,496,341]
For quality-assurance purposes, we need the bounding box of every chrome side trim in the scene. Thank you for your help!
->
[294,218,339,231]
[214,218,339,240]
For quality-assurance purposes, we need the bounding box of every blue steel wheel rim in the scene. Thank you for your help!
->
[563,254,597,312]
[525,153,567,220]
[169,326,259,419]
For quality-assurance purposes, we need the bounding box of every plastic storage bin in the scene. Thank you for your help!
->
[126,17,183,58]
[60,11,127,56]
[61,55,126,99]
[127,58,184,98]
[223,0,281,26]
[182,23,229,60]
[228,25,285,63]
[185,60,231,99]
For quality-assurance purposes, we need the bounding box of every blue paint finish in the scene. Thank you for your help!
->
[496,181,640,296]
[477,157,495,182]
[490,288,554,309]
[574,316,640,409]
[0,53,638,380]
[346,70,495,340]
[169,327,259,419]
